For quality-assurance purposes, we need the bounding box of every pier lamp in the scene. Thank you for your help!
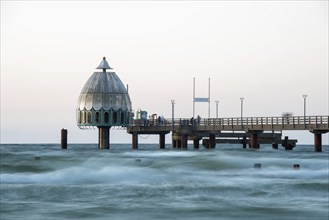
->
[302,95,307,126]
[240,97,244,125]
[215,100,219,118]
[171,100,175,132]
[302,95,307,117]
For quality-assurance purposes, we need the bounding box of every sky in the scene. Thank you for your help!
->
[1,0,328,145]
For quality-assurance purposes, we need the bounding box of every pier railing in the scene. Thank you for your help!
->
[128,115,329,132]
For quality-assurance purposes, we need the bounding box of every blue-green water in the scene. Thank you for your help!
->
[1,144,328,220]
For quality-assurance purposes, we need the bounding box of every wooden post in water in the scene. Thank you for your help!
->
[61,128,67,149]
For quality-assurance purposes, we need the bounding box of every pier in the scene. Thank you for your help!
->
[127,115,329,152]
[76,58,328,151]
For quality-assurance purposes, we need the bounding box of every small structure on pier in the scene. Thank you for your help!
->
[76,57,132,149]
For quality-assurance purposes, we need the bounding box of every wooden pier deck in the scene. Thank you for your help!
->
[127,115,329,151]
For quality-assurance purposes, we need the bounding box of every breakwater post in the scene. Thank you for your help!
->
[61,128,67,149]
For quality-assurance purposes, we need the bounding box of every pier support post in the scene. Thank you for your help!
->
[98,127,110,149]
[61,128,67,149]
[250,132,259,149]
[159,133,166,149]
[181,134,188,149]
[132,132,138,149]
[172,139,177,148]
[193,139,200,149]
[177,139,182,149]
[310,130,328,152]
[242,135,247,149]
[314,132,322,152]
[209,134,216,149]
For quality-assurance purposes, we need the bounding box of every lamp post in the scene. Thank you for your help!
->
[302,95,307,126]
[215,100,219,118]
[171,100,175,132]
[240,97,244,125]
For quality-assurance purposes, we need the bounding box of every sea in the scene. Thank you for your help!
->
[0,143,328,220]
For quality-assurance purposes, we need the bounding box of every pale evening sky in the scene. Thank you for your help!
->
[1,1,328,144]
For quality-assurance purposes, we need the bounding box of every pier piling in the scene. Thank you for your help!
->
[242,135,247,149]
[193,139,200,149]
[181,134,188,149]
[172,139,177,148]
[177,139,182,149]
[314,133,322,152]
[249,132,260,149]
[132,132,138,149]
[209,134,216,149]
[310,130,328,152]
[159,133,166,149]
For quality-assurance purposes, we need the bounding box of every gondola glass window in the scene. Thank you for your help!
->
[87,112,92,124]
[120,112,125,124]
[81,111,85,124]
[104,112,109,123]
[95,111,100,123]
[113,111,118,124]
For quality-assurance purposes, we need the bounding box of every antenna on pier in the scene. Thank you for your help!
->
[193,77,210,118]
